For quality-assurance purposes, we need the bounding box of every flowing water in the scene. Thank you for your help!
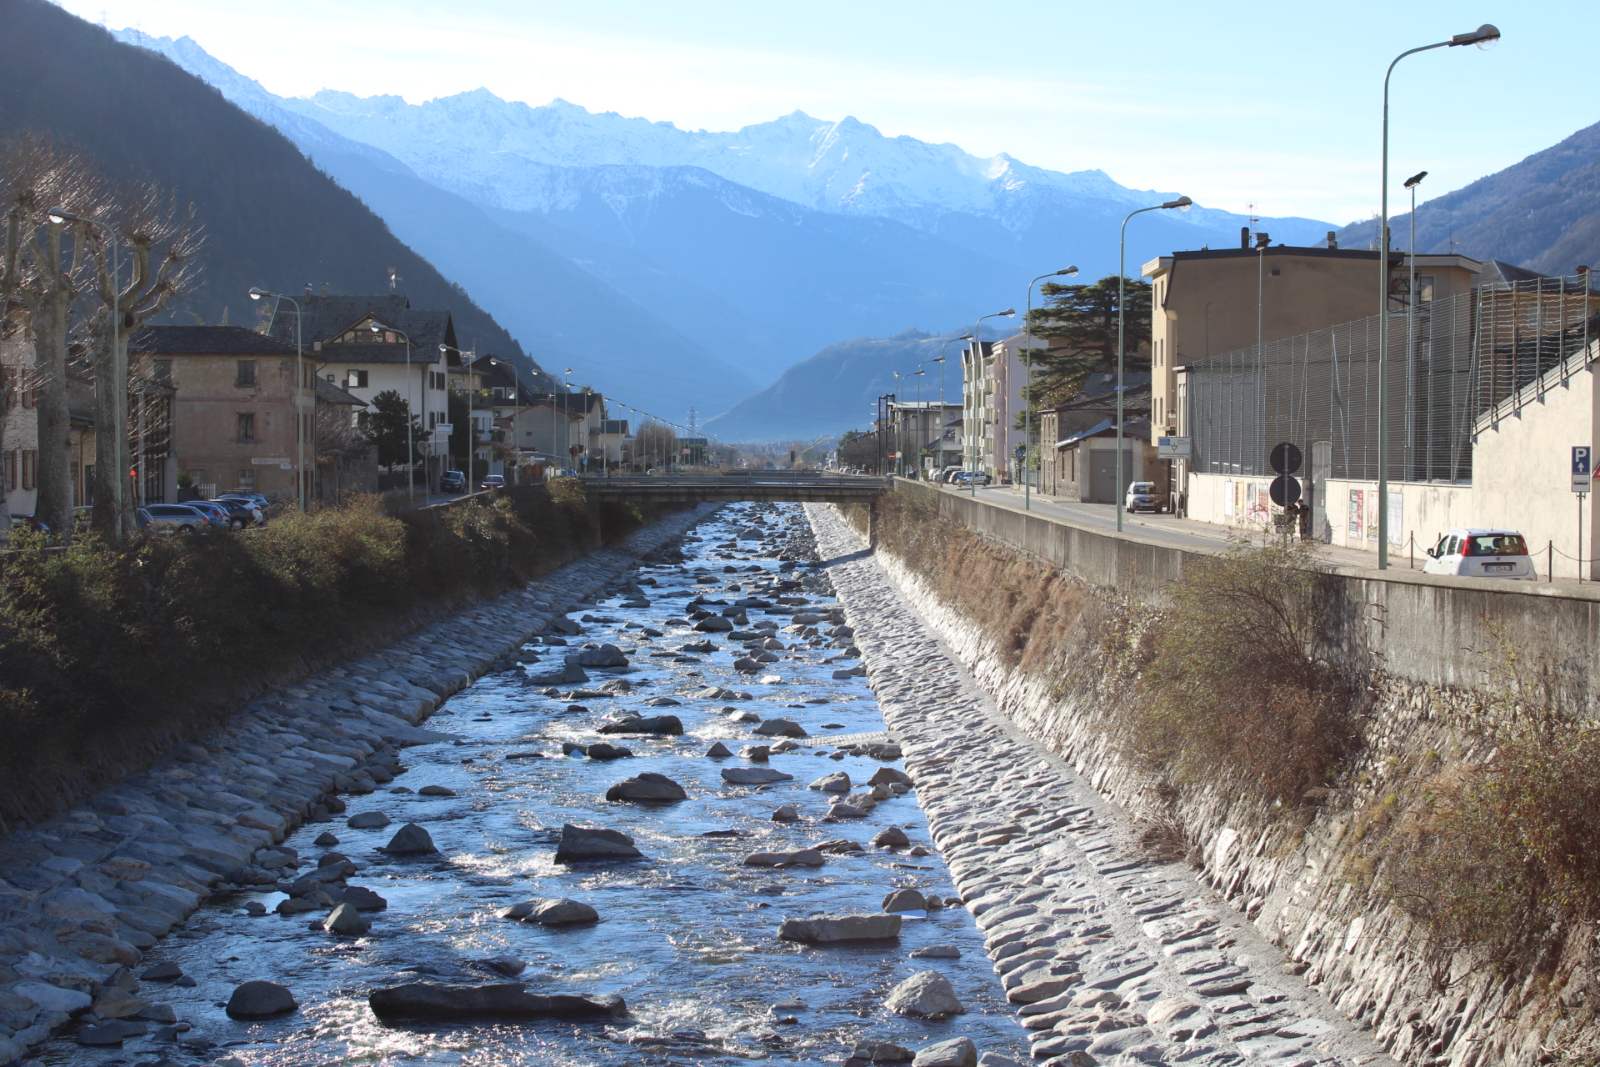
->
[39,502,1025,1065]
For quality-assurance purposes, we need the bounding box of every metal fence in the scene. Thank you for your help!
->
[1186,275,1599,484]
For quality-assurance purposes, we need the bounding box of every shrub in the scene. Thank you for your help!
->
[1130,538,1361,806]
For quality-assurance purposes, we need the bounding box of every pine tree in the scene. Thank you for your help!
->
[1024,275,1152,409]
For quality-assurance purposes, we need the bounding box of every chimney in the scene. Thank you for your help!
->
[1240,226,1250,250]
[1326,230,1338,250]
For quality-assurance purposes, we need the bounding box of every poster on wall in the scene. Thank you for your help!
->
[1247,483,1271,523]
[1365,491,1380,541]
[1348,489,1365,541]
[1222,479,1235,519]
[1388,491,1404,548]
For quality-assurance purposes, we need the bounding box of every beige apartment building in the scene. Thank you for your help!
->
[1142,237,1483,443]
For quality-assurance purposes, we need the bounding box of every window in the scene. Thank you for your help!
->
[21,449,36,491]
[347,369,368,389]
[238,469,256,490]
[237,412,256,443]
[236,360,257,387]
[1418,274,1436,303]
[430,370,445,390]
[4,450,15,492]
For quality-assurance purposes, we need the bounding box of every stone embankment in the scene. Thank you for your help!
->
[0,504,717,1065]
[808,503,1397,1066]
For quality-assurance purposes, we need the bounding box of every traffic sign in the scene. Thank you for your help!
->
[1270,474,1302,507]
[1573,445,1592,494]
[1270,442,1302,475]
[1157,436,1191,459]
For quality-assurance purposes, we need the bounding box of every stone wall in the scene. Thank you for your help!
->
[0,504,718,1065]
[854,489,1595,1066]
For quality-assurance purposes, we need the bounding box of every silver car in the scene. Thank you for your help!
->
[143,503,211,533]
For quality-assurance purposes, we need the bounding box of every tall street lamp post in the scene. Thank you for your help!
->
[914,366,927,478]
[247,287,306,511]
[1024,266,1079,510]
[1403,170,1427,480]
[1377,24,1499,567]
[562,368,573,472]
[439,343,477,494]
[368,321,415,508]
[1117,196,1191,532]
[972,310,1016,495]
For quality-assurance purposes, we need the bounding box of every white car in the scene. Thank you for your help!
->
[1423,528,1536,581]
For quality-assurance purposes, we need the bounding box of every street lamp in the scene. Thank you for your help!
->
[913,366,927,478]
[439,342,477,494]
[562,367,573,472]
[368,320,415,507]
[1377,24,1499,567]
[51,208,127,529]
[1024,266,1079,510]
[1117,196,1191,531]
[1402,170,1427,481]
[972,310,1016,495]
[248,288,307,511]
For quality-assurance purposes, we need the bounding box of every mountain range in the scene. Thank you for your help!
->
[115,28,1336,433]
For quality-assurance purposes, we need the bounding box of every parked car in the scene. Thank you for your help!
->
[935,466,962,484]
[209,497,260,528]
[440,469,466,493]
[222,490,271,511]
[8,514,50,535]
[1423,528,1536,581]
[213,495,265,526]
[951,471,990,487]
[478,474,506,491]
[143,503,211,533]
[185,500,236,529]
[1124,481,1165,513]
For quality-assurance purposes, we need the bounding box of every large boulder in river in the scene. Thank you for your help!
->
[527,661,589,686]
[778,913,901,945]
[504,898,599,926]
[226,981,297,1020]
[810,772,851,795]
[721,767,794,787]
[912,1037,978,1067]
[694,616,734,633]
[554,823,643,863]
[754,718,807,739]
[742,848,824,869]
[323,902,370,936]
[605,772,687,804]
[585,742,633,761]
[598,715,683,736]
[380,823,437,855]
[572,644,629,668]
[368,983,625,1022]
[882,887,929,913]
[885,971,964,1019]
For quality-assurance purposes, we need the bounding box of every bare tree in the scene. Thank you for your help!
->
[1,138,99,541]
[75,183,201,540]
[313,396,373,504]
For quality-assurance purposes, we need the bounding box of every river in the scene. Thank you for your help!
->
[37,501,1025,1065]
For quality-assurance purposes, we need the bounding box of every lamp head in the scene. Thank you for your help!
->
[1404,170,1428,189]
[438,343,450,353]
[994,308,1016,318]
[1450,23,1500,48]
[1161,195,1193,211]
[1059,265,1080,277]
[368,322,381,333]
[248,287,266,301]
[46,208,71,226]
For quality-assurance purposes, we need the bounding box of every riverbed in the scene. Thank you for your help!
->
[36,502,1025,1065]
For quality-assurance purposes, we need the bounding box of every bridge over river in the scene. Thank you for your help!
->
[579,471,891,505]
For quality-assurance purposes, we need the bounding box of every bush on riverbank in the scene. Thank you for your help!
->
[0,485,667,829]
[1130,539,1364,806]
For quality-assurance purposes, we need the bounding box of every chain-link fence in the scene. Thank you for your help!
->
[1186,275,1599,483]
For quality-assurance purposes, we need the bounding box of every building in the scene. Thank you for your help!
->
[267,293,460,490]
[132,325,313,501]
[594,419,630,470]
[1038,373,1163,502]
[884,400,961,477]
[506,391,607,471]
[1143,235,1484,453]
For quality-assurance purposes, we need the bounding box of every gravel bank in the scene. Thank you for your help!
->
[808,503,1397,1066]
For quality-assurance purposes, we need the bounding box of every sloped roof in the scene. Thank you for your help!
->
[266,293,458,367]
[314,377,366,406]
[129,325,297,357]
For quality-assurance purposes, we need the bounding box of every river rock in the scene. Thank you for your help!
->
[845,1042,915,1066]
[722,767,794,786]
[873,826,911,849]
[338,885,389,912]
[778,913,902,944]
[885,971,964,1019]
[346,811,390,830]
[827,800,870,820]
[528,662,589,686]
[226,981,297,1020]
[323,902,371,936]
[76,1020,146,1047]
[771,803,800,822]
[598,714,683,736]
[883,887,928,912]
[754,718,807,738]
[381,823,437,855]
[606,772,687,803]
[505,898,599,926]
[694,616,734,633]
[743,848,825,869]
[313,831,340,847]
[913,1037,978,1067]
[810,772,851,794]
[740,745,771,761]
[368,983,625,1022]
[418,785,456,797]
[571,643,629,668]
[869,767,914,789]
[911,944,961,959]
[555,823,643,863]
[585,742,633,760]
[705,741,732,758]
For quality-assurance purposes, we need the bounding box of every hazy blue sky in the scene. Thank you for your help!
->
[57,0,1598,224]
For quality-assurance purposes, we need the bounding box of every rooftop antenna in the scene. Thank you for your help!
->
[387,266,400,291]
